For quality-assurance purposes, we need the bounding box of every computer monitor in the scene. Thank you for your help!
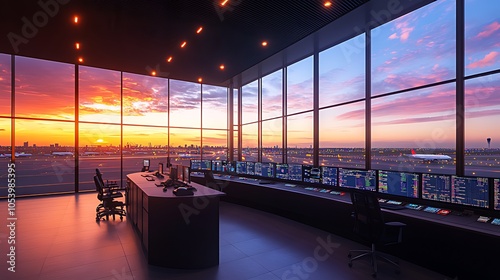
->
[495,179,500,210]
[303,165,321,183]
[288,164,303,181]
[182,166,191,183]
[211,160,227,172]
[169,166,178,181]
[378,171,419,198]
[190,159,211,171]
[142,159,150,171]
[236,161,247,174]
[245,161,255,175]
[158,163,164,175]
[451,176,489,208]
[225,161,235,173]
[255,162,275,178]
[422,174,451,202]
[275,163,289,179]
[338,168,376,191]
[320,166,337,186]
[190,159,201,171]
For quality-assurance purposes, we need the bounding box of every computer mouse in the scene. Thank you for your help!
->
[173,187,194,196]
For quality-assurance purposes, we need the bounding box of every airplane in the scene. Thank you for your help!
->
[404,149,452,161]
[52,152,74,156]
[0,153,33,158]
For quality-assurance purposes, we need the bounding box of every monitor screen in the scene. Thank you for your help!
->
[422,174,451,202]
[338,168,376,191]
[288,164,303,181]
[246,161,255,175]
[451,176,489,208]
[211,160,227,172]
[275,163,289,179]
[495,179,500,210]
[321,166,337,186]
[255,162,275,178]
[236,161,247,174]
[190,160,201,171]
[303,165,321,183]
[225,161,235,173]
[143,159,150,167]
[182,166,190,183]
[378,171,419,198]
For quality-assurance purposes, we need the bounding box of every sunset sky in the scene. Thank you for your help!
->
[0,0,499,149]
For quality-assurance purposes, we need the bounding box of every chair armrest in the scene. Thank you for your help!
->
[385,221,405,244]
[385,221,406,227]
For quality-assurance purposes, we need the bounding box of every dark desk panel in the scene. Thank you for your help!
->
[127,172,225,269]
[191,174,500,279]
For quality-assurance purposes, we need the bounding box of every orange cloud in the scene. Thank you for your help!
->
[475,21,500,39]
[467,51,499,69]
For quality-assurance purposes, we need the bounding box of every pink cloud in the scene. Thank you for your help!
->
[475,21,500,39]
[394,20,415,42]
[467,51,499,69]
[389,33,398,40]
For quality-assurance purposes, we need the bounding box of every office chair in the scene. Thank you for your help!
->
[204,170,225,191]
[94,175,126,221]
[348,190,405,278]
[95,168,121,190]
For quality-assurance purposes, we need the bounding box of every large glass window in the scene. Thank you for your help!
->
[242,81,258,124]
[202,85,227,129]
[79,123,121,191]
[170,128,201,166]
[123,73,168,126]
[465,0,500,76]
[79,66,121,124]
[15,120,75,195]
[287,112,313,164]
[262,70,282,120]
[319,34,365,107]
[122,125,168,182]
[16,57,74,120]
[371,84,456,174]
[319,102,365,168]
[371,0,456,96]
[0,118,11,196]
[170,80,201,128]
[0,54,10,116]
[202,129,227,160]
[465,74,500,177]
[241,123,258,162]
[262,118,282,163]
[287,56,313,115]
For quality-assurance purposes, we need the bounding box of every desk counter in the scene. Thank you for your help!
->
[127,172,225,269]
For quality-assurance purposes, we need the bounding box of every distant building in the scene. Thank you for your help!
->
[24,141,28,147]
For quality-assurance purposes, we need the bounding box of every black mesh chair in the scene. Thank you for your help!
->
[96,168,121,190]
[94,175,126,221]
[348,190,405,278]
[204,170,225,191]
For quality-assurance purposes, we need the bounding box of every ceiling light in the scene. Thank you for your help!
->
[167,56,173,63]
[73,16,79,24]
[198,77,203,83]
[181,41,187,48]
[261,41,268,47]
[219,64,225,70]
[324,1,332,7]
[151,71,157,76]
[221,0,229,6]
[196,27,203,34]
[75,42,80,50]
[78,57,83,63]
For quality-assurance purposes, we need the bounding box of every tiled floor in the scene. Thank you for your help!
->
[0,193,449,280]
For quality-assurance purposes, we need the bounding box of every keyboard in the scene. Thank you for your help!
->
[380,203,406,210]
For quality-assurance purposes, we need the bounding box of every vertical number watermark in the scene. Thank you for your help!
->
[7,162,17,273]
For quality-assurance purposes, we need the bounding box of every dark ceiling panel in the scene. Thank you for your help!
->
[0,0,368,86]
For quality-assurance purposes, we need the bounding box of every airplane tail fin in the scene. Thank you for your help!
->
[411,149,416,155]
